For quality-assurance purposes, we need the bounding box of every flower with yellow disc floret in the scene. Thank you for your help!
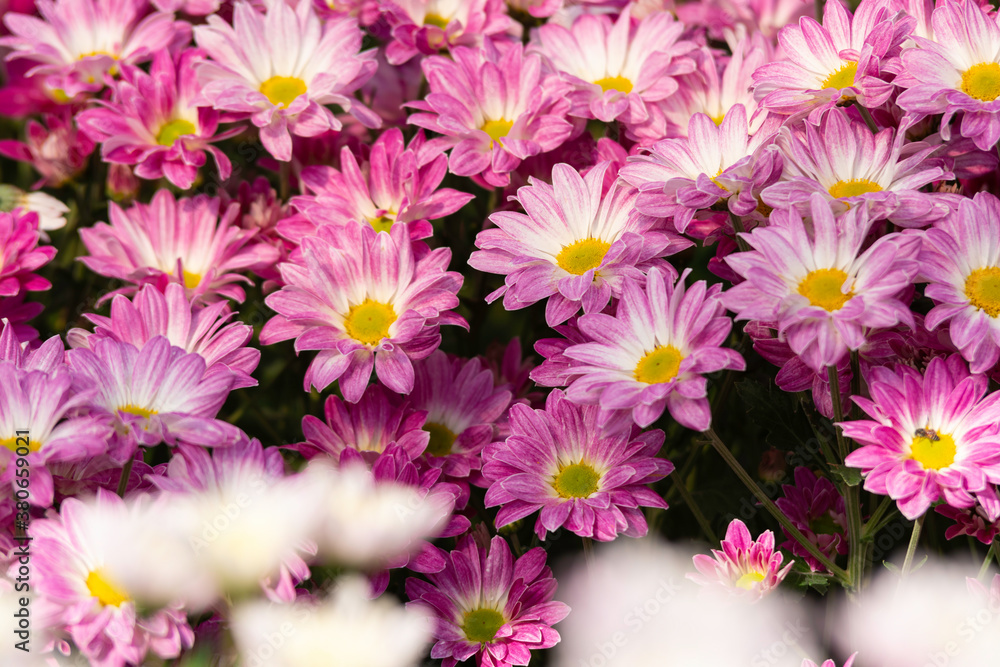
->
[260,223,466,402]
[193,0,379,162]
[556,266,745,432]
[896,0,1000,151]
[842,355,1000,520]
[919,192,1000,373]
[724,193,921,374]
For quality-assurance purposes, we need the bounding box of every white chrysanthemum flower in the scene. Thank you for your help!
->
[554,539,818,667]
[102,473,324,610]
[232,576,433,667]
[835,559,1000,667]
[306,462,453,568]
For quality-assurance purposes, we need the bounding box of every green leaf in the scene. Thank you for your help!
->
[828,464,863,488]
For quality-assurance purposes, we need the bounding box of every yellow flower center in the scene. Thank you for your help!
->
[260,75,307,108]
[594,75,633,94]
[462,608,505,643]
[965,267,1000,318]
[555,238,611,276]
[552,462,600,499]
[119,404,157,418]
[424,12,450,28]
[634,345,683,384]
[368,212,396,234]
[710,114,725,126]
[86,569,130,607]
[797,268,853,312]
[343,299,396,346]
[423,422,456,457]
[481,119,513,146]
[828,178,883,199]
[181,270,201,289]
[735,570,766,590]
[909,431,956,471]
[155,119,196,146]
[960,62,1000,102]
[821,61,858,90]
[0,436,39,453]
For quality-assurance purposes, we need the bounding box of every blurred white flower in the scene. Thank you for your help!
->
[0,185,68,233]
[835,560,1000,667]
[306,461,453,569]
[101,472,324,610]
[231,576,432,667]
[554,538,819,667]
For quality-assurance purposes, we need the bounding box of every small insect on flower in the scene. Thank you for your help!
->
[913,428,941,442]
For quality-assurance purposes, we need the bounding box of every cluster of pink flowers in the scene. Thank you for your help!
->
[5,0,1000,664]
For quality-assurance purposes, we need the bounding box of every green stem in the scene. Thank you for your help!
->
[853,100,879,134]
[728,212,752,253]
[279,160,291,202]
[116,456,135,497]
[862,495,895,539]
[672,474,718,543]
[704,427,851,584]
[900,514,925,578]
[581,536,594,566]
[828,364,865,592]
[978,539,999,581]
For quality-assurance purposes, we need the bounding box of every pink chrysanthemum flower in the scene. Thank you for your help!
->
[762,108,952,227]
[506,0,563,19]
[0,111,95,188]
[79,190,280,304]
[0,320,65,374]
[0,293,44,343]
[67,283,260,389]
[673,0,812,41]
[470,162,689,327]
[67,336,242,462]
[802,657,856,667]
[383,0,514,65]
[895,0,1000,151]
[0,0,183,98]
[558,267,745,431]
[153,0,219,15]
[657,40,768,139]
[775,467,847,572]
[76,49,239,190]
[407,42,575,188]
[619,104,782,235]
[0,209,55,298]
[688,518,794,599]
[24,490,193,667]
[752,0,913,121]
[483,389,672,541]
[290,384,431,463]
[289,128,474,242]
[193,0,379,161]
[0,364,112,507]
[410,350,512,482]
[531,6,695,127]
[260,223,466,399]
[406,534,569,667]
[918,192,1000,373]
[936,501,1000,545]
[842,355,1000,520]
[723,194,920,374]
[148,438,312,603]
